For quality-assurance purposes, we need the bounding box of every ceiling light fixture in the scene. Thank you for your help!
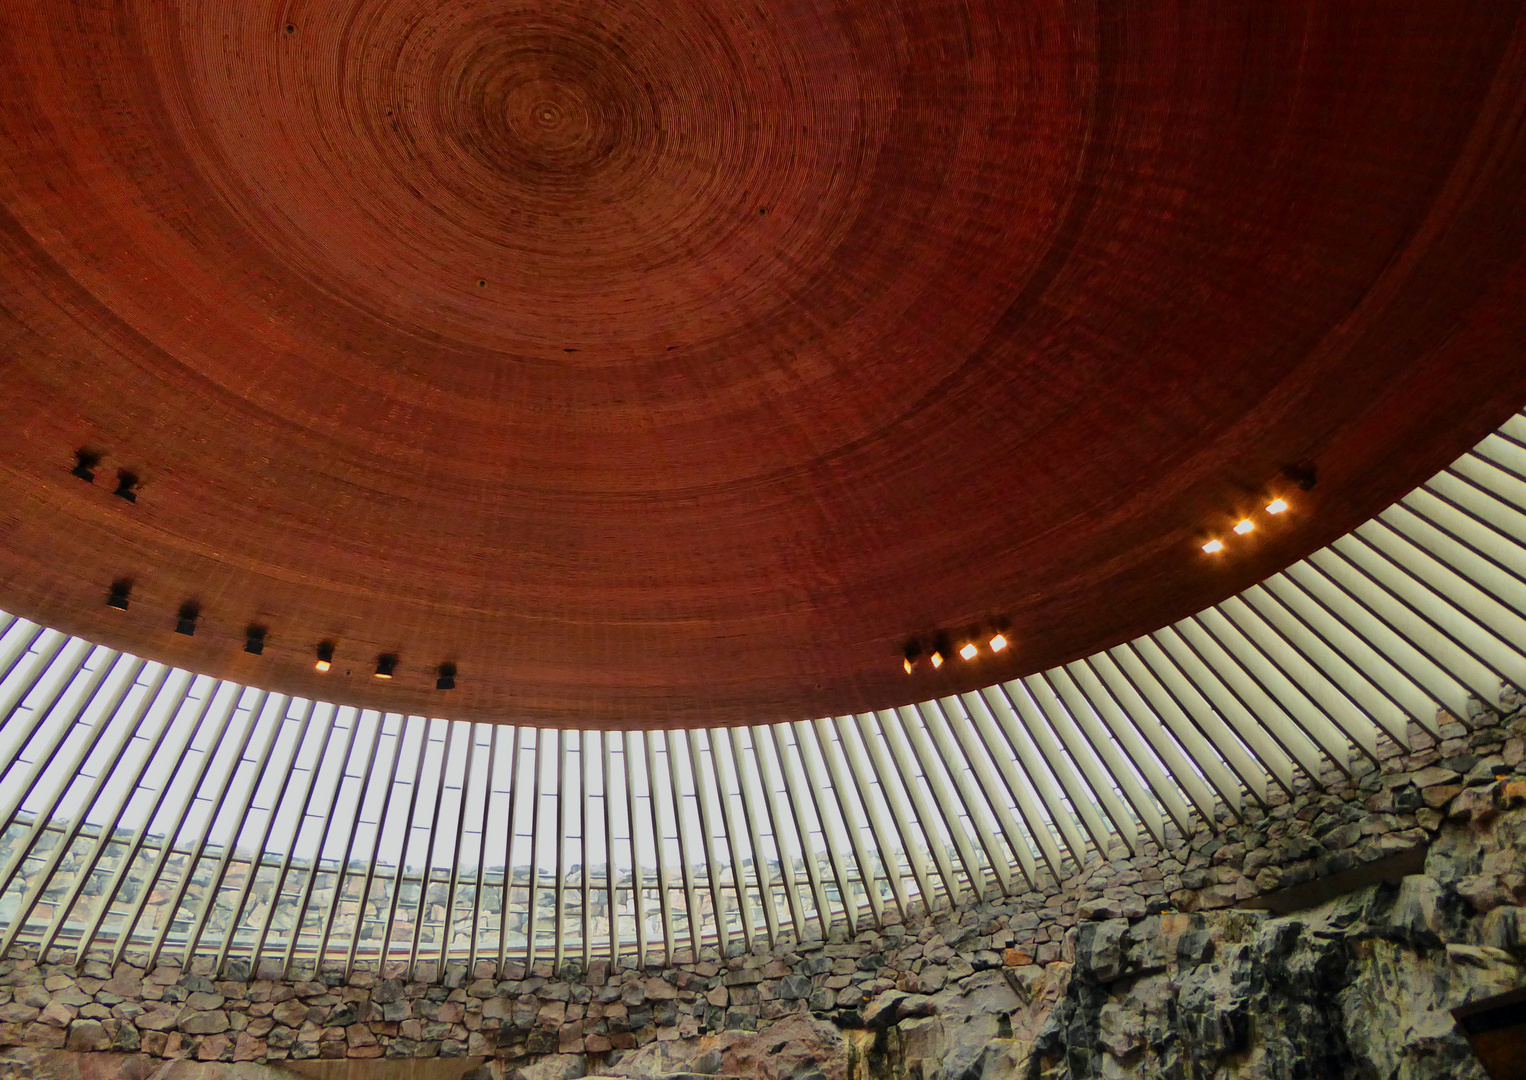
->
[930,633,952,669]
[437,662,457,690]
[244,625,266,655]
[106,580,131,611]
[113,470,139,503]
[374,654,397,679]
[1266,498,1289,514]
[72,449,100,483]
[959,642,979,661]
[989,633,1008,652]
[175,602,199,636]
[1202,539,1224,554]
[902,641,922,674]
[1233,518,1255,534]
[315,641,334,672]
[1283,462,1318,491]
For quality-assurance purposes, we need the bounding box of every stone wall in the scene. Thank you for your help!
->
[2,695,1524,1080]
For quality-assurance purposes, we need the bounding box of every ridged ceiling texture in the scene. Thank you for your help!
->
[2,2,1526,725]
[0,413,1522,975]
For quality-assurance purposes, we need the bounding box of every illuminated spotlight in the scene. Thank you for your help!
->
[1233,518,1255,535]
[244,625,266,655]
[930,650,945,669]
[989,633,1008,653]
[175,602,199,636]
[1202,539,1224,554]
[114,469,139,503]
[106,580,131,611]
[959,642,979,661]
[315,641,335,672]
[903,641,922,674]
[437,662,457,690]
[1266,498,1289,514]
[374,654,397,679]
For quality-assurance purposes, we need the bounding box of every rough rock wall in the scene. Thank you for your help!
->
[596,796,1526,1080]
[1029,858,1525,1080]
[1,697,1523,1080]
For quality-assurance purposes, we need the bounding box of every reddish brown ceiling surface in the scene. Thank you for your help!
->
[2,1,1526,728]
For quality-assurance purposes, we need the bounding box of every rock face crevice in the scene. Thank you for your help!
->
[1028,830,1526,1079]
[1,700,1524,1080]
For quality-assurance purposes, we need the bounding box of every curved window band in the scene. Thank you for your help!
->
[0,411,1523,978]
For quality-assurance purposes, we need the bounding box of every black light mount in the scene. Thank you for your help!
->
[315,641,335,671]
[175,601,199,636]
[902,640,922,674]
[437,662,457,690]
[106,580,132,611]
[245,625,267,655]
[72,449,101,483]
[375,654,398,679]
[1283,462,1318,491]
[114,469,139,503]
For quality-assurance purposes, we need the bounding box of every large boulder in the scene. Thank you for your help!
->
[1072,920,1128,985]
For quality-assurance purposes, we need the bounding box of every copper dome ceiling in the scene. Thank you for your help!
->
[2,0,1526,727]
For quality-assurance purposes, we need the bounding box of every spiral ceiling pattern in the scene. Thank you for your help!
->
[2,1,1526,724]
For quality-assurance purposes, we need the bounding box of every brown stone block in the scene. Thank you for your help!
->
[271,999,309,1027]
[137,1006,182,1031]
[1447,787,1498,824]
[38,1002,78,1028]
[1410,766,1463,788]
[1422,784,1463,809]
[1495,777,1526,809]
[197,1033,233,1061]
[65,1020,111,1052]
[233,1033,266,1061]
